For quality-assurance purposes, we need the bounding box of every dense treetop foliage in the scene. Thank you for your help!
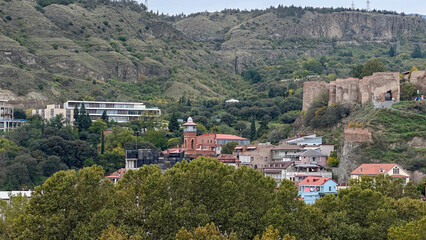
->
[0,158,423,240]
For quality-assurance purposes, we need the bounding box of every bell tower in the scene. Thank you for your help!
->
[183,117,197,150]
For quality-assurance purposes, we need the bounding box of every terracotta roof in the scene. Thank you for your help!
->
[216,134,248,140]
[217,154,237,160]
[351,163,397,175]
[162,148,184,154]
[298,176,336,186]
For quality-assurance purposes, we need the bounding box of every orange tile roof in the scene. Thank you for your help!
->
[351,163,397,175]
[216,134,248,140]
[298,176,336,186]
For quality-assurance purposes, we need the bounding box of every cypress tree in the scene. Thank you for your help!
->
[168,112,179,132]
[73,105,79,126]
[78,103,92,132]
[250,116,257,141]
[101,131,105,154]
[101,110,108,123]
[411,44,422,58]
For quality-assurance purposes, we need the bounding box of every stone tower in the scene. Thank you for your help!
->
[183,117,197,150]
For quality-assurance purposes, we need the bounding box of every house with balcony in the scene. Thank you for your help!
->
[297,149,327,167]
[217,154,239,167]
[125,149,159,170]
[263,161,332,185]
[350,163,410,184]
[281,134,322,146]
[1,100,25,132]
[298,177,338,204]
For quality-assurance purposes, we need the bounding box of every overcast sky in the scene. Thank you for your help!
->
[144,0,426,15]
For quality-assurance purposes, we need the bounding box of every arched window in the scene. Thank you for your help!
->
[191,139,194,149]
[184,139,187,148]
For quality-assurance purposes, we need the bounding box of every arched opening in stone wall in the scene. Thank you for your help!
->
[191,139,194,149]
[385,90,392,101]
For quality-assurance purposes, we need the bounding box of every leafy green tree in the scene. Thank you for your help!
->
[8,166,114,239]
[13,109,27,120]
[281,110,300,124]
[234,121,247,135]
[400,83,417,100]
[388,216,426,240]
[242,69,262,83]
[90,119,108,134]
[350,64,364,78]
[168,112,180,132]
[142,129,168,150]
[221,141,238,154]
[361,58,386,77]
[167,137,181,148]
[39,155,68,177]
[302,59,324,74]
[411,44,422,58]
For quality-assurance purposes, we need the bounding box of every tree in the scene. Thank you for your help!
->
[242,69,262,83]
[250,117,257,141]
[40,155,68,177]
[389,45,396,57]
[90,119,107,134]
[101,110,109,123]
[350,64,364,78]
[73,105,79,126]
[302,59,324,75]
[221,141,238,154]
[388,216,426,240]
[361,58,386,77]
[13,109,27,120]
[281,110,300,124]
[400,83,417,100]
[77,103,92,132]
[411,44,422,58]
[168,112,180,132]
[234,121,247,135]
[142,129,168,150]
[220,113,234,126]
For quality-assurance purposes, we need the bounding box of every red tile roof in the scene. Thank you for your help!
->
[216,134,248,140]
[298,176,336,186]
[351,163,397,175]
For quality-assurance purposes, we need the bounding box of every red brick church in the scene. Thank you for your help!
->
[182,117,250,159]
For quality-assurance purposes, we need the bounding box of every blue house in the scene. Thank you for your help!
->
[298,176,338,204]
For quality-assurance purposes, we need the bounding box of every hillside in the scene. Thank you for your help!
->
[0,0,425,108]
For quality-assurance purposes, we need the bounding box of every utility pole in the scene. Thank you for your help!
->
[351,1,355,9]
[145,0,148,10]
[366,0,371,11]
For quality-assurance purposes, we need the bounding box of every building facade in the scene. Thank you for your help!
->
[350,163,410,184]
[33,100,161,124]
[0,100,25,132]
[298,177,337,204]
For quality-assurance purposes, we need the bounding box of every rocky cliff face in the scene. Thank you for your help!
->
[0,1,425,105]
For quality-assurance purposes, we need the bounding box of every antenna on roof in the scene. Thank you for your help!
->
[351,1,355,9]
[366,0,371,11]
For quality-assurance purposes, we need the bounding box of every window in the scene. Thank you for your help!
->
[329,186,331,191]
[393,168,399,175]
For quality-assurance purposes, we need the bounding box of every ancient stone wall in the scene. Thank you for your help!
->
[335,78,360,104]
[303,72,401,110]
[302,81,329,111]
[368,72,400,102]
[344,128,372,143]
[410,70,426,93]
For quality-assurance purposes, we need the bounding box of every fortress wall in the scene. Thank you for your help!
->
[368,72,400,102]
[410,70,426,93]
[335,78,360,104]
[302,81,329,111]
[344,128,372,143]
[359,77,371,104]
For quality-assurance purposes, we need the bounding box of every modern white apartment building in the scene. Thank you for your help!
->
[0,100,25,131]
[33,100,161,124]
